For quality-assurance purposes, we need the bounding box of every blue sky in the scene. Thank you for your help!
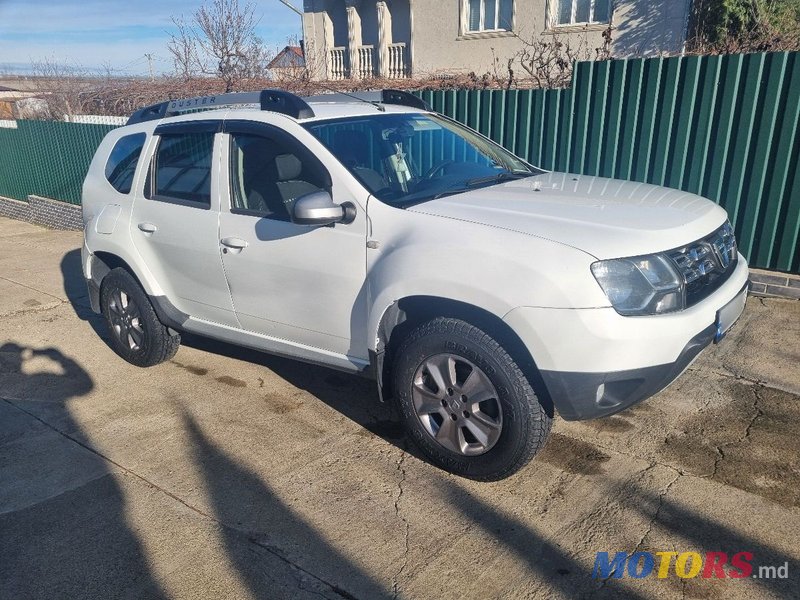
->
[0,0,301,76]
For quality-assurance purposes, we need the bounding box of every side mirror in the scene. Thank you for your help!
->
[292,191,355,226]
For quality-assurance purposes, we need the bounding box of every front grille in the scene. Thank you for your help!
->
[667,222,738,307]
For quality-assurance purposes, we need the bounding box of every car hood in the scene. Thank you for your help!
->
[407,172,729,259]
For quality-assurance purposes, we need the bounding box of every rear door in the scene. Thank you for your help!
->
[131,120,238,327]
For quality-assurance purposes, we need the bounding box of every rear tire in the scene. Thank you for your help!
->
[392,317,551,481]
[100,268,180,367]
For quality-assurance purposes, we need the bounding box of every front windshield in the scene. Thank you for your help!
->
[304,113,542,206]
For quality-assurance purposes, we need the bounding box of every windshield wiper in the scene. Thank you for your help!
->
[430,171,532,200]
[464,171,533,187]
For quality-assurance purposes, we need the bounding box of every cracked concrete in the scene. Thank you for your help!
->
[391,452,410,599]
[1,217,799,599]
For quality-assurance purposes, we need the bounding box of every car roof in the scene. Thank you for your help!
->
[139,101,427,129]
[125,89,431,129]
[298,100,426,122]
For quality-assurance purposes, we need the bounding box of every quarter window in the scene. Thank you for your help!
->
[555,0,611,26]
[105,133,146,194]
[466,0,513,32]
[148,132,214,206]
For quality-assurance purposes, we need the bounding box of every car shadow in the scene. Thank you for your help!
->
[178,330,431,462]
[59,248,422,460]
[0,342,167,599]
[59,248,108,341]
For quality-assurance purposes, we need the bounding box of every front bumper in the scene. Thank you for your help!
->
[539,323,716,420]
[504,254,749,420]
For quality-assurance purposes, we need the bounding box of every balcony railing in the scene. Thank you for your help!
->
[388,43,408,79]
[357,45,375,79]
[328,43,408,80]
[329,47,347,80]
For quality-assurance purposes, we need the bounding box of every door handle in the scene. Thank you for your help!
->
[220,237,248,253]
[137,222,158,235]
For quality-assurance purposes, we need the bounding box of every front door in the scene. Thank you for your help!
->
[217,122,368,362]
[131,122,237,327]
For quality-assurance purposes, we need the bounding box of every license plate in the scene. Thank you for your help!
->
[714,284,748,343]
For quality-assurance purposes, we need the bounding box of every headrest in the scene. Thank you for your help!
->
[274,153,302,181]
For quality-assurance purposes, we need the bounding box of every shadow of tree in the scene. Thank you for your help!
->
[181,410,394,599]
[612,2,687,56]
[626,482,796,597]
[430,478,648,599]
[0,342,167,599]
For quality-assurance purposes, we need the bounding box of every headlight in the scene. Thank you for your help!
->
[591,254,683,315]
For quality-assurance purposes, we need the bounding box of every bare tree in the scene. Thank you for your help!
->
[168,0,272,91]
[509,28,598,89]
[28,57,94,119]
[168,16,201,81]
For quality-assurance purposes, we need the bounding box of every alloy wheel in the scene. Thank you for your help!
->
[107,288,145,351]
[411,353,503,455]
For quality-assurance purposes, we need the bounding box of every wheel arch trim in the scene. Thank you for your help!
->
[90,251,188,330]
[370,295,554,415]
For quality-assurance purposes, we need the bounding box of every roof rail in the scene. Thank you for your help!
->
[303,89,431,111]
[381,89,431,111]
[126,89,315,125]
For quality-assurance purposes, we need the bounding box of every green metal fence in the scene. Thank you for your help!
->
[0,52,798,272]
[417,52,800,273]
[0,120,116,205]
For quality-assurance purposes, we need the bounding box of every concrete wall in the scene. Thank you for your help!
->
[303,0,692,78]
[0,195,83,231]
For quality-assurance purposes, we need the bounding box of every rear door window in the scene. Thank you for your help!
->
[105,133,146,194]
[147,132,215,207]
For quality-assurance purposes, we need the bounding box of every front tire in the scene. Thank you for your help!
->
[393,317,552,481]
[100,268,180,367]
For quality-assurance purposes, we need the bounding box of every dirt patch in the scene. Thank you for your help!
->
[265,396,303,414]
[580,415,635,434]
[215,375,247,388]
[661,379,800,508]
[713,383,800,508]
[538,432,611,475]
[171,361,209,376]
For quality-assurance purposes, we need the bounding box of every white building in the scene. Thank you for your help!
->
[301,0,694,80]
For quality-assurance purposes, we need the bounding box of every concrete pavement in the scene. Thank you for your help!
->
[1,216,799,599]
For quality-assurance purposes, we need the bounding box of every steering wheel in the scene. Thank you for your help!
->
[423,160,454,180]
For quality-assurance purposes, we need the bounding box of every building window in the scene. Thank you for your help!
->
[555,0,612,26]
[466,0,513,33]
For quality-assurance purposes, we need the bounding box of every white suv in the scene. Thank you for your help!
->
[82,89,749,480]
